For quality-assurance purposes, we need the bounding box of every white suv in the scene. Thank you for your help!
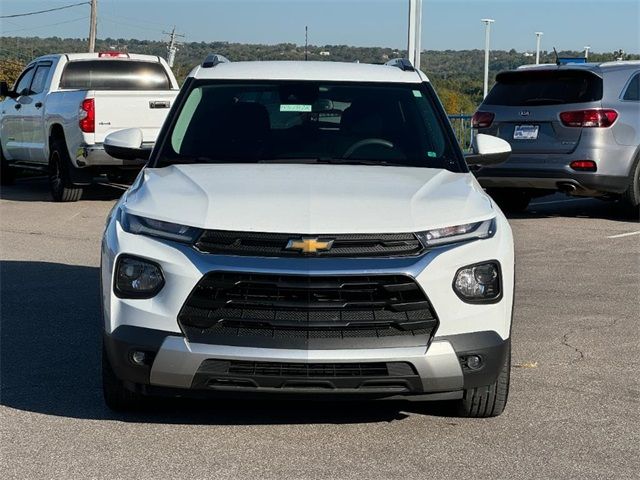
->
[100,56,515,417]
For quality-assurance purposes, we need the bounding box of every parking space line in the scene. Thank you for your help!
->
[607,231,640,239]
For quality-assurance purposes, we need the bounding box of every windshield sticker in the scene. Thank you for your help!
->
[427,151,437,158]
[280,104,312,112]
[412,90,423,97]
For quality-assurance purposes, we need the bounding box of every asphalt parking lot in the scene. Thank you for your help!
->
[1,177,638,480]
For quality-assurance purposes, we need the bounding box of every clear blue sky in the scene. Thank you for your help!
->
[1,0,639,53]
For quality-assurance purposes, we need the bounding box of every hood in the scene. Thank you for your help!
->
[123,164,494,234]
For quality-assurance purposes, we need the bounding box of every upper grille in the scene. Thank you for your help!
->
[194,230,424,258]
[178,272,438,349]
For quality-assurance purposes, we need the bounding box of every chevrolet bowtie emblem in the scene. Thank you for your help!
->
[285,237,334,254]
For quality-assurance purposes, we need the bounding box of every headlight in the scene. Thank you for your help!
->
[114,255,164,298]
[453,261,501,303]
[120,210,202,243]
[417,218,496,247]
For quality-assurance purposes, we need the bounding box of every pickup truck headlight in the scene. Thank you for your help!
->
[416,218,496,247]
[453,261,501,303]
[114,255,164,298]
[120,210,202,243]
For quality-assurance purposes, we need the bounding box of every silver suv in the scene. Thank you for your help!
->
[473,61,640,213]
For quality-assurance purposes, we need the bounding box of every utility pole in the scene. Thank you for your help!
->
[305,26,308,61]
[481,19,494,98]
[407,0,423,70]
[584,45,591,59]
[535,32,543,64]
[88,0,97,53]
[163,26,185,68]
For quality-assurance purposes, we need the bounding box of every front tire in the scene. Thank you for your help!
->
[48,139,83,202]
[102,342,146,412]
[455,343,511,418]
[486,188,532,213]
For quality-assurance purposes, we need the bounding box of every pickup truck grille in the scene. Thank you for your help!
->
[194,230,424,258]
[178,272,438,349]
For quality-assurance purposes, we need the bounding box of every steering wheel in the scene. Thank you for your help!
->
[343,138,395,159]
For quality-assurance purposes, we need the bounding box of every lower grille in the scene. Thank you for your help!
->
[191,359,422,393]
[178,272,439,349]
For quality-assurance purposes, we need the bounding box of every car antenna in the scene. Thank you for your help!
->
[553,47,560,66]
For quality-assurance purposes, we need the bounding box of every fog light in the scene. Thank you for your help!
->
[466,355,483,370]
[131,351,146,365]
[114,255,164,298]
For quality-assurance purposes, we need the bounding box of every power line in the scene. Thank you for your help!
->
[1,16,89,34]
[0,1,90,19]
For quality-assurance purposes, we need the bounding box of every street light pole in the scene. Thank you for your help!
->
[481,19,494,98]
[407,0,423,70]
[88,0,97,53]
[535,32,543,64]
[584,45,591,59]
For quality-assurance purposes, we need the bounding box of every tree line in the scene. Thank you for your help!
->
[1,36,637,113]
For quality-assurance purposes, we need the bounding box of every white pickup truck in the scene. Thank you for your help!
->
[0,52,179,201]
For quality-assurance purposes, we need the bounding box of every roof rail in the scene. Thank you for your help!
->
[385,58,415,72]
[202,54,230,68]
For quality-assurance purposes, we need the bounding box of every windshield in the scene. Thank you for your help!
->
[155,81,464,171]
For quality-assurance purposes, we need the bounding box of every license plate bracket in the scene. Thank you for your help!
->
[513,125,539,140]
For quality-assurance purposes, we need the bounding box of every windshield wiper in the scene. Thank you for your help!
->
[258,158,394,166]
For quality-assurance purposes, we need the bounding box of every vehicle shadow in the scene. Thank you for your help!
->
[505,194,639,223]
[0,260,449,425]
[0,177,124,203]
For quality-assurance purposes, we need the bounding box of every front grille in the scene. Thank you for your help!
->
[194,230,424,258]
[191,359,423,393]
[178,272,438,349]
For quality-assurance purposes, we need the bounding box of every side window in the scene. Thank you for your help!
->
[30,63,52,95]
[623,73,640,101]
[14,67,36,97]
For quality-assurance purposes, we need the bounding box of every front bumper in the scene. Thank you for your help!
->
[104,325,510,398]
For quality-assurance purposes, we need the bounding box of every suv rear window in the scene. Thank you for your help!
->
[484,70,603,106]
[59,60,171,90]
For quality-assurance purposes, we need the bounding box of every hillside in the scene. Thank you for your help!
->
[1,36,636,113]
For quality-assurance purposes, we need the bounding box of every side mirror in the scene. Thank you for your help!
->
[465,133,511,166]
[0,81,17,99]
[104,128,152,161]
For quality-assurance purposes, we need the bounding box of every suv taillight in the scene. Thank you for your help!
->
[559,109,618,128]
[472,111,495,129]
[79,98,95,133]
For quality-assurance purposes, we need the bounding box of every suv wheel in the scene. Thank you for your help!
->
[621,156,640,217]
[456,343,511,418]
[48,139,83,202]
[486,188,531,213]
[102,342,147,412]
[0,142,15,186]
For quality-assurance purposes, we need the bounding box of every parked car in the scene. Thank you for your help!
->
[100,55,515,417]
[472,61,640,213]
[0,52,179,201]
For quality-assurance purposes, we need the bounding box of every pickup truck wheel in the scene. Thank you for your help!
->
[620,156,640,217]
[102,343,147,412]
[48,142,83,202]
[486,188,531,213]
[0,143,15,186]
[455,343,511,418]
